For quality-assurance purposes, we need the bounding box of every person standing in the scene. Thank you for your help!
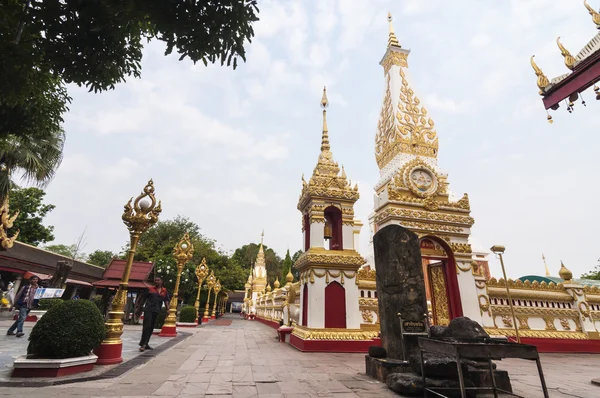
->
[7,275,39,337]
[138,277,169,352]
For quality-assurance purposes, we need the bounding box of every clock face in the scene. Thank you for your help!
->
[410,169,434,193]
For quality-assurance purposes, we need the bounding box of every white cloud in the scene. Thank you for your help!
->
[38,0,600,282]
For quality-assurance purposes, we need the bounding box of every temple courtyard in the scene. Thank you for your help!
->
[0,315,597,397]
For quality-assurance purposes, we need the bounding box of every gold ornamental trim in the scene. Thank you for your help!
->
[490,305,579,318]
[294,249,366,272]
[487,286,572,302]
[485,328,588,340]
[374,207,475,227]
[382,50,408,74]
[358,298,378,311]
[300,269,357,284]
[375,67,439,169]
[291,325,379,341]
[0,198,19,251]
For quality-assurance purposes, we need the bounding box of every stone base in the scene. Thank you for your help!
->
[13,354,97,378]
[277,326,294,343]
[93,342,123,365]
[365,355,412,383]
[176,322,197,328]
[159,325,177,337]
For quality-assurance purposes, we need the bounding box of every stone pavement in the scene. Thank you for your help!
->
[0,318,178,381]
[0,315,596,397]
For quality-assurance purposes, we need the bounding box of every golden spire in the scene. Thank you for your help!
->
[320,86,329,152]
[542,253,550,277]
[266,283,272,293]
[530,56,550,95]
[557,37,577,70]
[286,268,294,285]
[387,12,400,48]
[584,0,600,28]
[559,261,573,282]
[274,277,280,289]
[261,229,264,246]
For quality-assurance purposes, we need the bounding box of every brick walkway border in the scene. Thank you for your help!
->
[0,332,193,388]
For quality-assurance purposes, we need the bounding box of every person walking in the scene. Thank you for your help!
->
[138,276,169,352]
[7,275,39,337]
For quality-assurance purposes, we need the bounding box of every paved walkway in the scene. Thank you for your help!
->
[0,315,597,397]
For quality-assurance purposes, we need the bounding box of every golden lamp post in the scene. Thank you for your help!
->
[95,180,161,365]
[160,233,194,337]
[194,258,209,324]
[202,271,216,323]
[490,245,520,344]
[211,279,222,319]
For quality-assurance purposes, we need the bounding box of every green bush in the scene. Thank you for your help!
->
[37,298,64,310]
[155,307,168,329]
[28,300,106,359]
[179,306,196,323]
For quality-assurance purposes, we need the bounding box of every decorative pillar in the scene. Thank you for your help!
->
[160,233,194,337]
[202,271,216,323]
[95,180,161,365]
[211,280,221,319]
[194,258,209,324]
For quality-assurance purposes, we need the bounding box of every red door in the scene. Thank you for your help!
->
[325,281,346,328]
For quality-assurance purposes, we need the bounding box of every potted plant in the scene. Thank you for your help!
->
[12,300,105,377]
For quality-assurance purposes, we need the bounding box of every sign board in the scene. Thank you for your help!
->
[402,320,427,334]
[34,288,65,299]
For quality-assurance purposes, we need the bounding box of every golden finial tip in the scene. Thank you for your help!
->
[321,86,329,109]
[388,12,392,21]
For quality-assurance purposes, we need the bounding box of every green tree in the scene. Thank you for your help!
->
[132,216,246,297]
[0,128,65,203]
[1,0,260,140]
[291,249,303,281]
[44,243,86,260]
[282,249,293,279]
[8,186,55,246]
[581,258,600,280]
[231,243,283,287]
[87,250,117,268]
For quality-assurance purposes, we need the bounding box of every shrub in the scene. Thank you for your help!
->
[28,300,106,359]
[37,298,64,310]
[179,306,196,323]
[155,307,168,329]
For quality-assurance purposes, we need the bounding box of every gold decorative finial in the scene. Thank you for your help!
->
[266,282,272,293]
[530,56,550,95]
[320,86,330,152]
[559,261,573,282]
[274,278,280,289]
[584,0,600,28]
[260,229,264,245]
[387,12,400,48]
[557,37,577,70]
[542,253,550,277]
[0,198,19,251]
[286,268,294,284]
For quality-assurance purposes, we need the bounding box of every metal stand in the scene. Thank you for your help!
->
[397,312,430,360]
[418,337,549,398]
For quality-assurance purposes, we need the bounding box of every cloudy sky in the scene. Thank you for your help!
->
[37,0,600,279]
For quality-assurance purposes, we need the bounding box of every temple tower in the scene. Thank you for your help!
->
[292,88,377,350]
[251,232,268,305]
[367,14,481,325]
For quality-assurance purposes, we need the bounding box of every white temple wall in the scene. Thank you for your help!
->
[309,222,324,248]
[456,264,482,323]
[344,275,361,329]
[306,277,326,328]
[342,225,354,250]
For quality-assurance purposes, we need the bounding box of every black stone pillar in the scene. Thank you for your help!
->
[374,225,427,360]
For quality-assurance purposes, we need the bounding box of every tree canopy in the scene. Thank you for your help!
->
[44,243,86,260]
[9,186,55,246]
[1,0,260,140]
[231,242,283,287]
[581,258,600,280]
[87,250,117,268]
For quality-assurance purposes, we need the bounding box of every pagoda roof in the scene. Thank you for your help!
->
[531,2,600,116]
